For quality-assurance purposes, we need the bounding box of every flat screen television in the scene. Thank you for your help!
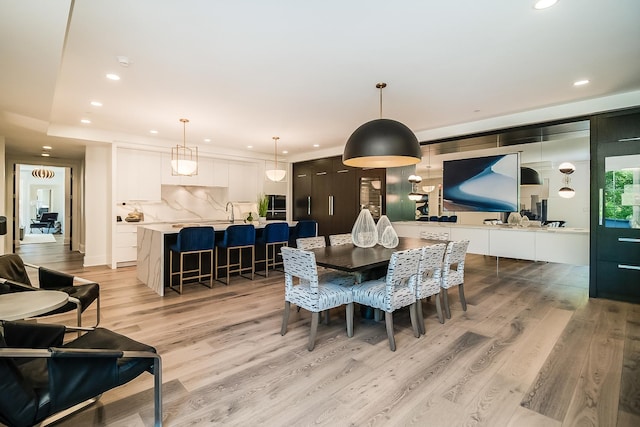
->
[442,153,519,212]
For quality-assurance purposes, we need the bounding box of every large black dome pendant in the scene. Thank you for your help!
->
[343,83,422,168]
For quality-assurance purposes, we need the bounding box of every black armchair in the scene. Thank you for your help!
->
[0,254,100,327]
[0,321,162,427]
[29,212,58,233]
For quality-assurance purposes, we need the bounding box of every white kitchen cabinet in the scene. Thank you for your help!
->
[161,154,228,187]
[117,148,161,201]
[228,161,258,202]
[212,159,229,187]
[114,223,138,264]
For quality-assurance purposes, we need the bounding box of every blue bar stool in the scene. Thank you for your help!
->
[215,224,256,285]
[255,222,289,277]
[169,226,215,294]
[289,220,318,247]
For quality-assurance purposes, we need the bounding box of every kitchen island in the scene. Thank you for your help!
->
[137,221,297,296]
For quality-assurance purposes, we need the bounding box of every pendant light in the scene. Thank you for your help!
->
[265,136,286,182]
[171,118,198,176]
[558,162,576,198]
[343,82,422,168]
[32,167,55,179]
[422,145,435,193]
[520,167,543,185]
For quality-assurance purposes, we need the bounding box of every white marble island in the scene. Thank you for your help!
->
[136,221,296,296]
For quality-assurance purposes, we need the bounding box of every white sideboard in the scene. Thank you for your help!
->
[392,221,589,266]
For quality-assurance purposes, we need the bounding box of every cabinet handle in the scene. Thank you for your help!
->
[336,169,349,173]
[316,171,327,176]
[329,195,334,215]
[307,196,311,216]
[598,188,603,226]
[618,264,640,271]
[297,174,307,178]
[619,137,640,142]
[619,237,640,243]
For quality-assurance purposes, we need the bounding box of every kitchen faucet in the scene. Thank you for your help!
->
[225,202,234,223]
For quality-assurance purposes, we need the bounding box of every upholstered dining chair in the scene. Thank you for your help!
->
[0,320,162,427]
[328,233,352,246]
[416,243,447,333]
[296,236,326,250]
[168,226,215,294]
[351,248,423,351]
[280,247,354,351]
[215,224,256,285]
[255,222,289,277]
[0,254,100,328]
[441,240,471,319]
[420,231,449,240]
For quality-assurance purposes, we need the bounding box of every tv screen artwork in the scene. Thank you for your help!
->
[443,153,519,212]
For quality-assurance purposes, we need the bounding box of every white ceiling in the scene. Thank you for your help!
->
[1,0,640,163]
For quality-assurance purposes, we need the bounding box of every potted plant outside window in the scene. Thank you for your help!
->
[258,194,269,224]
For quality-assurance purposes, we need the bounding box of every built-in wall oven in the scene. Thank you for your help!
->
[266,195,286,220]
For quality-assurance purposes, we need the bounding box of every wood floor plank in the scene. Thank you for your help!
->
[618,309,640,425]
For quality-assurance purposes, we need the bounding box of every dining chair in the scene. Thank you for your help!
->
[351,248,422,351]
[215,224,256,285]
[168,226,215,294]
[441,240,470,319]
[254,222,289,277]
[328,233,352,246]
[296,236,326,250]
[416,243,447,334]
[420,231,449,240]
[280,247,354,351]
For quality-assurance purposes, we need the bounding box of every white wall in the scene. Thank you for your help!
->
[0,137,5,255]
[84,145,110,266]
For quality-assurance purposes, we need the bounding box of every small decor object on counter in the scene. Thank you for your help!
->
[375,215,392,243]
[124,208,143,222]
[257,194,269,224]
[245,212,254,223]
[380,225,399,248]
[351,209,377,248]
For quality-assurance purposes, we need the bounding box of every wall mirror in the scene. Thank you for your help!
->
[360,177,382,220]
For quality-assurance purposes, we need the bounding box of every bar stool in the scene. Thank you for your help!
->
[289,220,318,247]
[169,226,215,294]
[215,224,256,285]
[255,222,289,277]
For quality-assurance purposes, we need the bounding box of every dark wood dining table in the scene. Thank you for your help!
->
[311,237,436,274]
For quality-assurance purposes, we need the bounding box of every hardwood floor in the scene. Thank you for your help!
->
[12,239,640,426]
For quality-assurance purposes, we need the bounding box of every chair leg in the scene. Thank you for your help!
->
[308,311,319,351]
[153,355,163,427]
[409,303,420,338]
[374,308,383,322]
[384,311,396,351]
[435,293,444,324]
[459,283,467,311]
[281,301,291,335]
[443,288,451,319]
[324,309,330,325]
[416,299,425,335]
[346,303,354,338]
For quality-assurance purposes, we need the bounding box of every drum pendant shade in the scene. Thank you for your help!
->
[343,118,422,168]
[520,166,543,185]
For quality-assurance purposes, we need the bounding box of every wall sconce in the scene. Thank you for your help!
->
[558,162,575,198]
[171,118,198,176]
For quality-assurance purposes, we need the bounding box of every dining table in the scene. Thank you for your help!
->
[0,290,69,321]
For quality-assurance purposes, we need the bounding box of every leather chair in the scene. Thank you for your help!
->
[0,320,162,427]
[255,222,289,277]
[215,224,256,285]
[0,254,100,328]
[29,212,58,233]
[168,226,215,294]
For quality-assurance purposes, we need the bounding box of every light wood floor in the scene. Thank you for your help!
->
[13,238,640,427]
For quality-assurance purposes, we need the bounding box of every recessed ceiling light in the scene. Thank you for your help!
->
[313,144,320,148]
[106,73,120,81]
[41,153,50,157]
[282,150,288,154]
[534,0,558,10]
[90,101,103,107]
[574,79,590,86]
[247,145,253,149]
[204,138,211,143]
[42,145,52,150]
[81,119,91,124]
[149,130,158,134]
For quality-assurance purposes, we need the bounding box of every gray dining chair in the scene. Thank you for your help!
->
[329,233,352,246]
[416,243,447,333]
[441,240,470,318]
[296,236,326,250]
[420,231,449,240]
[351,248,422,351]
[280,247,354,351]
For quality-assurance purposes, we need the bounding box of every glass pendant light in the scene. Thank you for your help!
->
[171,118,198,176]
[265,136,286,182]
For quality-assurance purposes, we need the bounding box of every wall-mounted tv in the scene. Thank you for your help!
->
[443,153,519,212]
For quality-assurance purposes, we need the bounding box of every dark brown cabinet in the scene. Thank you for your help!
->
[590,107,640,302]
[293,156,385,237]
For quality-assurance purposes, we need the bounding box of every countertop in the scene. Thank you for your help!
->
[391,220,589,234]
[137,220,297,234]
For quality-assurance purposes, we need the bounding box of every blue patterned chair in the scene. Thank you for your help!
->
[416,243,447,333]
[441,240,470,319]
[351,248,422,351]
[255,222,289,277]
[280,247,354,351]
[168,226,215,294]
[328,233,352,246]
[215,224,255,285]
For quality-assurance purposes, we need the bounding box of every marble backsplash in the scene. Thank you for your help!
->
[116,185,258,223]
